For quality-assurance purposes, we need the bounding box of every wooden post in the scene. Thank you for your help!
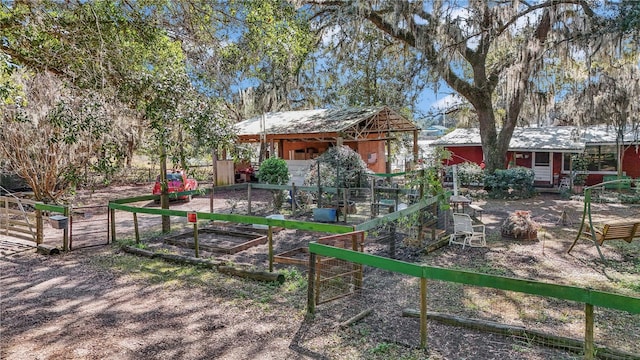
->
[343,188,348,223]
[317,161,322,208]
[420,277,428,349]
[193,221,199,258]
[69,206,73,250]
[247,183,252,215]
[389,221,396,259]
[110,207,116,243]
[394,186,400,211]
[412,129,419,170]
[160,142,170,233]
[210,150,218,213]
[353,228,363,290]
[371,178,377,218]
[133,212,140,244]
[307,252,317,316]
[268,225,273,272]
[62,206,70,251]
[36,209,43,244]
[585,303,594,360]
[386,138,392,174]
[291,183,296,215]
[418,208,425,243]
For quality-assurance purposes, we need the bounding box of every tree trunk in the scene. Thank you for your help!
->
[475,103,504,173]
[160,142,170,233]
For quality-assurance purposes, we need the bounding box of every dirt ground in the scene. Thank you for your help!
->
[1,185,639,359]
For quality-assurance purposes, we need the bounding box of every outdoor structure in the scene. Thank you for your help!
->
[234,106,420,174]
[430,126,640,186]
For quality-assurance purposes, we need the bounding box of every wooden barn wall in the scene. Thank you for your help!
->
[356,140,386,173]
[622,146,640,178]
[443,146,484,166]
[281,138,388,174]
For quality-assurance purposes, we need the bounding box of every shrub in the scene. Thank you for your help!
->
[258,157,289,211]
[304,146,371,188]
[456,162,484,186]
[484,167,536,199]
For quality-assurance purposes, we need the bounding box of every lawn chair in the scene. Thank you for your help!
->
[449,213,486,248]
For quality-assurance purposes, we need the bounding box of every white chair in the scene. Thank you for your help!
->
[449,213,486,248]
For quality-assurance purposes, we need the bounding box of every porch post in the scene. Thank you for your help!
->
[413,129,419,170]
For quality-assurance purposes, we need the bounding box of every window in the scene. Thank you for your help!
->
[534,152,550,166]
[562,146,618,172]
[585,146,617,171]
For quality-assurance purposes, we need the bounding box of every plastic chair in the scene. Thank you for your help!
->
[449,213,486,248]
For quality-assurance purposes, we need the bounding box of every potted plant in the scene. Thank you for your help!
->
[501,210,540,240]
[570,154,589,193]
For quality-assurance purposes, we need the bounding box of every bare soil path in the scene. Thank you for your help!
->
[1,186,639,359]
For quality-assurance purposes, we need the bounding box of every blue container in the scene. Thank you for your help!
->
[313,208,337,222]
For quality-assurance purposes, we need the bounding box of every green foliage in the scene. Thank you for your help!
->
[304,146,371,188]
[369,342,395,354]
[258,157,289,185]
[259,157,289,211]
[570,154,589,186]
[456,162,485,187]
[484,167,536,199]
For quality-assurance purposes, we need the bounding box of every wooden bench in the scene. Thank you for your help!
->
[567,221,640,260]
[591,223,639,245]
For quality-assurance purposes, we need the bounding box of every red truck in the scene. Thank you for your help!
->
[152,171,198,202]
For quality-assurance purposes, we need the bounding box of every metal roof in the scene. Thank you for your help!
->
[430,125,639,152]
[235,106,418,141]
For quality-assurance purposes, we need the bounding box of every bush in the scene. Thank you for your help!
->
[258,157,289,185]
[456,162,484,186]
[304,146,371,188]
[484,167,536,199]
[258,157,289,211]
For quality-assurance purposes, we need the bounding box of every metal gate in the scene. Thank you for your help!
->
[70,205,110,250]
[314,231,364,305]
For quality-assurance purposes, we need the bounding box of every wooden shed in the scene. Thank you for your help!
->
[235,106,420,174]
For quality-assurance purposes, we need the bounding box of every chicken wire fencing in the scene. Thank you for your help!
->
[302,244,640,360]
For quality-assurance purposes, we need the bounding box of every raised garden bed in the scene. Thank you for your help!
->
[163,228,267,254]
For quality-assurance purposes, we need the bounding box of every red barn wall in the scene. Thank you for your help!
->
[444,146,483,166]
[282,139,387,173]
[623,146,640,178]
[356,140,386,173]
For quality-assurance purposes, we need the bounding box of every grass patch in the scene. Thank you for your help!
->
[89,251,307,308]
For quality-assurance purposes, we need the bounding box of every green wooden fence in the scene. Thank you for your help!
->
[307,242,640,358]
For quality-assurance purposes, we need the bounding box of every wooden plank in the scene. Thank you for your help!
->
[7,219,34,227]
[6,225,35,235]
[2,208,35,216]
[6,233,36,241]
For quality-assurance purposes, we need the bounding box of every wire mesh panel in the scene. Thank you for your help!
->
[315,232,364,305]
[304,242,640,359]
[69,205,109,249]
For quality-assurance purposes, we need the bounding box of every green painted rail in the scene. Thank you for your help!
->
[308,242,640,314]
[355,196,441,231]
[108,202,353,234]
[34,203,67,213]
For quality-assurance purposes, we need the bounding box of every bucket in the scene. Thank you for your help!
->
[313,208,337,222]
